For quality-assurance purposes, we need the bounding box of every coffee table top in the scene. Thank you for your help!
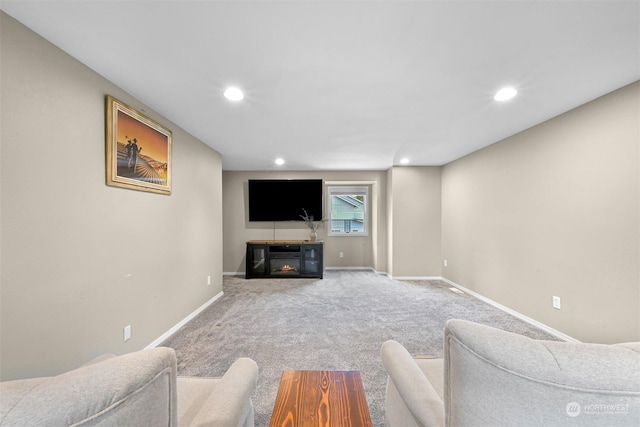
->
[269,370,373,427]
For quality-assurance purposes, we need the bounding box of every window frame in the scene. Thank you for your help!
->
[326,185,369,237]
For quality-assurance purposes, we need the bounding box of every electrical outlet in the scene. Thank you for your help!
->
[444,259,448,267]
[207,275,211,285]
[123,325,132,341]
[552,296,561,310]
[339,252,344,258]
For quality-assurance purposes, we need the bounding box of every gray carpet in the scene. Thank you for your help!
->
[161,270,559,426]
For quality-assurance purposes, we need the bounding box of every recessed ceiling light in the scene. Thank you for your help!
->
[224,87,244,101]
[399,158,410,165]
[494,87,517,101]
[275,158,285,166]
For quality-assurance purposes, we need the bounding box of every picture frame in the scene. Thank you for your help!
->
[105,95,172,195]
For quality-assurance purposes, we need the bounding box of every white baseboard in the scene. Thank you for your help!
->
[225,267,378,277]
[145,291,224,349]
[392,275,442,280]
[439,277,580,343]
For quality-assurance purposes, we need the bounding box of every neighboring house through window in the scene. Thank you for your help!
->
[327,186,368,236]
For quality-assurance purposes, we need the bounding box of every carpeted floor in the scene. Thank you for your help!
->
[161,270,560,426]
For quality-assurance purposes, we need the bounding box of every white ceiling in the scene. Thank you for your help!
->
[2,0,638,171]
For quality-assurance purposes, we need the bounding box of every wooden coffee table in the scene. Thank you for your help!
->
[269,370,373,427]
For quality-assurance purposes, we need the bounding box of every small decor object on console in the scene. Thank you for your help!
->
[300,209,326,242]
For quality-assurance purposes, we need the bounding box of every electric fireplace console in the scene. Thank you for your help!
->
[246,240,323,279]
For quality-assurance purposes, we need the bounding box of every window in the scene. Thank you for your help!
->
[327,186,368,236]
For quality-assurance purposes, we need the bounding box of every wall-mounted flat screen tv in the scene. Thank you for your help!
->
[248,179,323,222]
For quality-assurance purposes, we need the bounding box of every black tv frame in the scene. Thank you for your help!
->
[248,179,323,222]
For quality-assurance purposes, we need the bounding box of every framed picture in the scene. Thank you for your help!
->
[105,95,172,194]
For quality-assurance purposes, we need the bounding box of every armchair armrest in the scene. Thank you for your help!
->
[381,340,444,427]
[180,357,258,427]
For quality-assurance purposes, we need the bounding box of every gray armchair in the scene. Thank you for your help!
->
[382,319,640,426]
[0,347,258,426]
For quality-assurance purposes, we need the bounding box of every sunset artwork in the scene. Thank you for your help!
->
[106,96,172,194]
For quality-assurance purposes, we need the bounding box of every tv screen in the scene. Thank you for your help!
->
[248,179,323,222]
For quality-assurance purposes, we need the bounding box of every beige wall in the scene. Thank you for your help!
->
[385,168,395,276]
[2,14,636,385]
[0,13,224,380]
[388,166,442,277]
[442,82,640,343]
[222,170,388,274]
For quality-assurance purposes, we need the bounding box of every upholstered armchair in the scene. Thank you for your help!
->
[382,319,640,426]
[0,347,258,426]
